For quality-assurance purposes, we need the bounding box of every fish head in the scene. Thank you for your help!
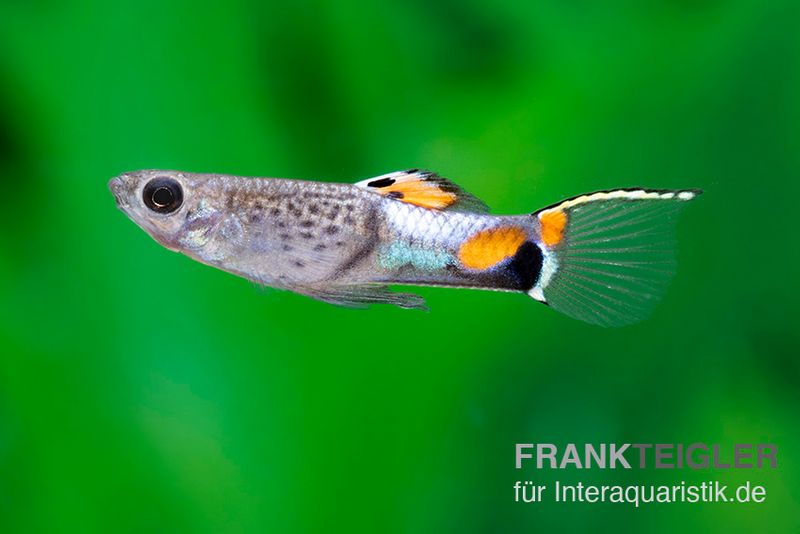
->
[109,170,225,252]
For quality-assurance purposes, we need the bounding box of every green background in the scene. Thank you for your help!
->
[1,0,798,531]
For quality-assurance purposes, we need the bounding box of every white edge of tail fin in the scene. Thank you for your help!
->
[537,188,702,215]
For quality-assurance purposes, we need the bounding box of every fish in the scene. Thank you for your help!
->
[109,169,701,327]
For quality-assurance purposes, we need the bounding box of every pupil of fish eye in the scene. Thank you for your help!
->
[152,187,173,207]
[142,178,183,213]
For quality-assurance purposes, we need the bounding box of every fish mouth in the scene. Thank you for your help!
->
[109,176,129,209]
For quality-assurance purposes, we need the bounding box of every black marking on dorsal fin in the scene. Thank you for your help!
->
[367,177,396,188]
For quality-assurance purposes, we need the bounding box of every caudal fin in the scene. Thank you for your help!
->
[530,188,701,327]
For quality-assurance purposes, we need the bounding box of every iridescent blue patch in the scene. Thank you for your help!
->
[379,241,454,271]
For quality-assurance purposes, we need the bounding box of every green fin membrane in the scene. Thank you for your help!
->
[540,190,700,327]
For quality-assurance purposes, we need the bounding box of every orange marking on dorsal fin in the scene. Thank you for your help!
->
[458,226,528,270]
[539,210,567,247]
[382,180,457,210]
[356,170,490,212]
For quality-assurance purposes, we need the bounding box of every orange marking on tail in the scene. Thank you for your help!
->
[382,181,457,210]
[458,226,528,270]
[539,210,567,247]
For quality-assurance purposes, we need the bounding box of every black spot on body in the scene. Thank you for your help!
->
[282,244,293,251]
[324,225,339,235]
[505,242,543,291]
[300,231,313,239]
[250,213,263,223]
[300,220,314,228]
[271,208,281,216]
[313,244,327,251]
[279,233,291,241]
[294,261,305,268]
[309,204,320,215]
[276,221,286,228]
[367,177,396,188]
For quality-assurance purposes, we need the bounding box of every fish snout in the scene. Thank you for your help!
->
[109,176,129,207]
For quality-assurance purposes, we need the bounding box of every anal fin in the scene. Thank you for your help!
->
[296,283,428,310]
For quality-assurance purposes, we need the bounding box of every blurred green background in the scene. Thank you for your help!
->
[0,0,798,532]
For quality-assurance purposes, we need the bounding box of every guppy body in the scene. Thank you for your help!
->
[196,179,535,292]
[110,169,700,326]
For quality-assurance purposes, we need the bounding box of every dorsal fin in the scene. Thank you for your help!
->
[355,169,489,213]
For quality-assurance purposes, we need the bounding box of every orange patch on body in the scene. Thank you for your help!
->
[539,210,567,247]
[458,226,528,270]
[382,181,457,210]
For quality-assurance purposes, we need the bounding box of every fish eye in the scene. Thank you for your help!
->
[143,177,183,214]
